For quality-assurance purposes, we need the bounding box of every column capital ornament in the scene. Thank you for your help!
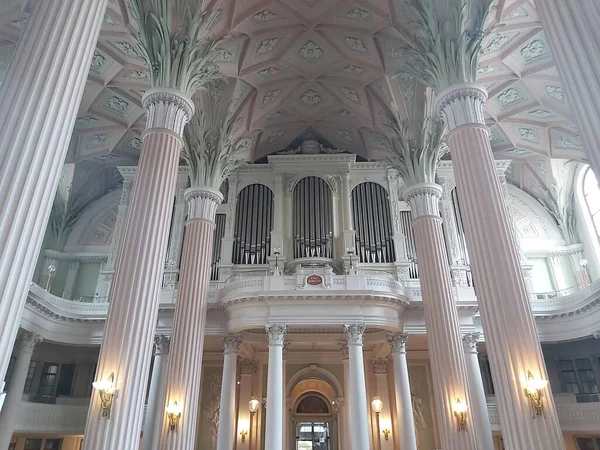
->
[142,88,195,135]
[339,343,349,359]
[240,358,258,375]
[154,334,171,355]
[185,186,224,221]
[373,358,388,375]
[344,322,366,346]
[223,333,242,354]
[404,183,443,217]
[265,323,287,346]
[387,332,409,354]
[20,330,43,351]
[435,83,488,131]
[462,332,480,354]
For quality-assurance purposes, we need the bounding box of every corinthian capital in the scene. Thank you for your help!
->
[223,333,242,354]
[154,335,171,355]
[265,323,286,346]
[387,332,409,354]
[344,323,366,346]
[20,331,43,351]
[462,332,480,354]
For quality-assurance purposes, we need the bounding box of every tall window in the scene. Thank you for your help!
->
[583,167,600,241]
[38,363,59,397]
[558,358,599,402]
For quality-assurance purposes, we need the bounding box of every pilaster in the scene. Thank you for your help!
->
[344,323,370,450]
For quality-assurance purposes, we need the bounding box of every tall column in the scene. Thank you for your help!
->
[264,324,286,450]
[0,0,107,381]
[0,332,42,450]
[161,187,223,450]
[387,333,418,450]
[535,2,600,179]
[83,89,195,450]
[404,184,477,450]
[282,342,288,450]
[216,334,241,450]
[462,333,494,450]
[339,343,352,450]
[436,84,564,450]
[142,335,170,450]
[344,323,370,450]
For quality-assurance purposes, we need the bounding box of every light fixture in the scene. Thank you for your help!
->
[240,430,248,443]
[524,370,549,417]
[249,397,260,415]
[345,247,355,274]
[371,395,383,415]
[92,372,116,418]
[273,248,282,275]
[166,401,182,432]
[382,428,391,441]
[452,398,467,431]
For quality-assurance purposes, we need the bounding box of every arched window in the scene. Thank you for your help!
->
[583,167,600,241]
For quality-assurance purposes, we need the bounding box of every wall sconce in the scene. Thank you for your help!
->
[524,370,549,417]
[249,397,260,415]
[166,401,182,432]
[452,398,467,431]
[382,428,391,441]
[92,372,116,418]
[371,395,383,416]
[240,430,248,443]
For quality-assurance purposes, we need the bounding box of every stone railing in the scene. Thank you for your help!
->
[15,399,89,434]
[530,279,600,317]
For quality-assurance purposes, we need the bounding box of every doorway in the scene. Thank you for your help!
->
[296,422,330,450]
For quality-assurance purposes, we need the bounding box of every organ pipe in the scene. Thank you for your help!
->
[292,177,334,259]
[400,210,419,278]
[451,187,470,266]
[210,214,226,280]
[351,182,396,264]
[232,184,274,264]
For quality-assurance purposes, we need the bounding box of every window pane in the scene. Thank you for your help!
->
[24,361,37,394]
[38,363,59,397]
[576,437,595,450]
[56,364,76,396]
[24,439,43,450]
[44,439,62,450]
[559,360,575,370]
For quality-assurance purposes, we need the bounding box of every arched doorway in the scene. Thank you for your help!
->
[293,393,333,450]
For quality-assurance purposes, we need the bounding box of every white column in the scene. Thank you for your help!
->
[462,333,494,450]
[282,342,288,450]
[0,332,43,450]
[0,0,107,381]
[84,89,195,450]
[344,323,370,450]
[436,84,564,450]
[339,343,352,450]
[216,334,241,450]
[535,1,600,179]
[142,335,170,450]
[387,333,418,450]
[62,260,80,299]
[264,324,286,450]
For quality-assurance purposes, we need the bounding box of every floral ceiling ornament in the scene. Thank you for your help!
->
[343,64,364,73]
[258,66,281,76]
[268,130,284,143]
[529,109,552,119]
[519,127,537,142]
[497,88,524,107]
[506,7,528,21]
[130,0,224,97]
[90,134,108,147]
[299,41,323,61]
[346,8,371,20]
[253,9,276,22]
[520,40,548,62]
[301,90,322,106]
[76,116,99,126]
[91,51,105,70]
[257,38,280,55]
[113,41,143,59]
[390,0,494,91]
[342,87,360,103]
[545,85,564,102]
[263,89,281,104]
[345,37,368,53]
[477,64,497,75]
[104,96,130,113]
[482,35,508,54]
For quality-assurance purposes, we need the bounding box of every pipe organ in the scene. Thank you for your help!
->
[292,176,334,259]
[232,184,274,265]
[351,182,396,264]
[399,210,419,278]
[210,214,226,280]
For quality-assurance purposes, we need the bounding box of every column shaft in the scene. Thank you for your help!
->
[388,334,418,450]
[216,335,240,450]
[405,184,477,450]
[142,336,170,450]
[265,324,286,450]
[0,0,107,381]
[0,332,42,450]
[437,84,564,450]
[161,187,222,450]
[84,90,194,450]
[536,1,600,178]
[340,347,352,450]
[344,324,370,450]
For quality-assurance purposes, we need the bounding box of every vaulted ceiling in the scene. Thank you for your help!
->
[0,0,588,173]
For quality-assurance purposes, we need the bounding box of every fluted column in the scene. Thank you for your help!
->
[0,0,107,381]
[265,324,286,450]
[387,333,418,450]
[0,332,43,450]
[404,183,477,450]
[339,344,352,450]
[161,186,223,450]
[436,84,564,450]
[462,333,493,450]
[142,335,171,450]
[216,334,241,450]
[84,89,194,450]
[536,1,600,178]
[344,323,370,450]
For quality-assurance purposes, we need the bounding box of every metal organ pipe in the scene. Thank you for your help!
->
[292,177,334,259]
[232,184,274,265]
[351,183,396,264]
[210,214,226,280]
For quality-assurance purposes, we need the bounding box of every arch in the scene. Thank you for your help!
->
[295,393,331,414]
[286,364,343,402]
[506,184,563,242]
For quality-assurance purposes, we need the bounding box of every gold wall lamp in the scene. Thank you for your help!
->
[167,401,182,432]
[453,398,468,431]
[92,372,116,418]
[240,430,248,443]
[382,428,391,441]
[524,370,549,417]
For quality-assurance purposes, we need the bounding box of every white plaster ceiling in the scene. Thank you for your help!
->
[0,0,588,166]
